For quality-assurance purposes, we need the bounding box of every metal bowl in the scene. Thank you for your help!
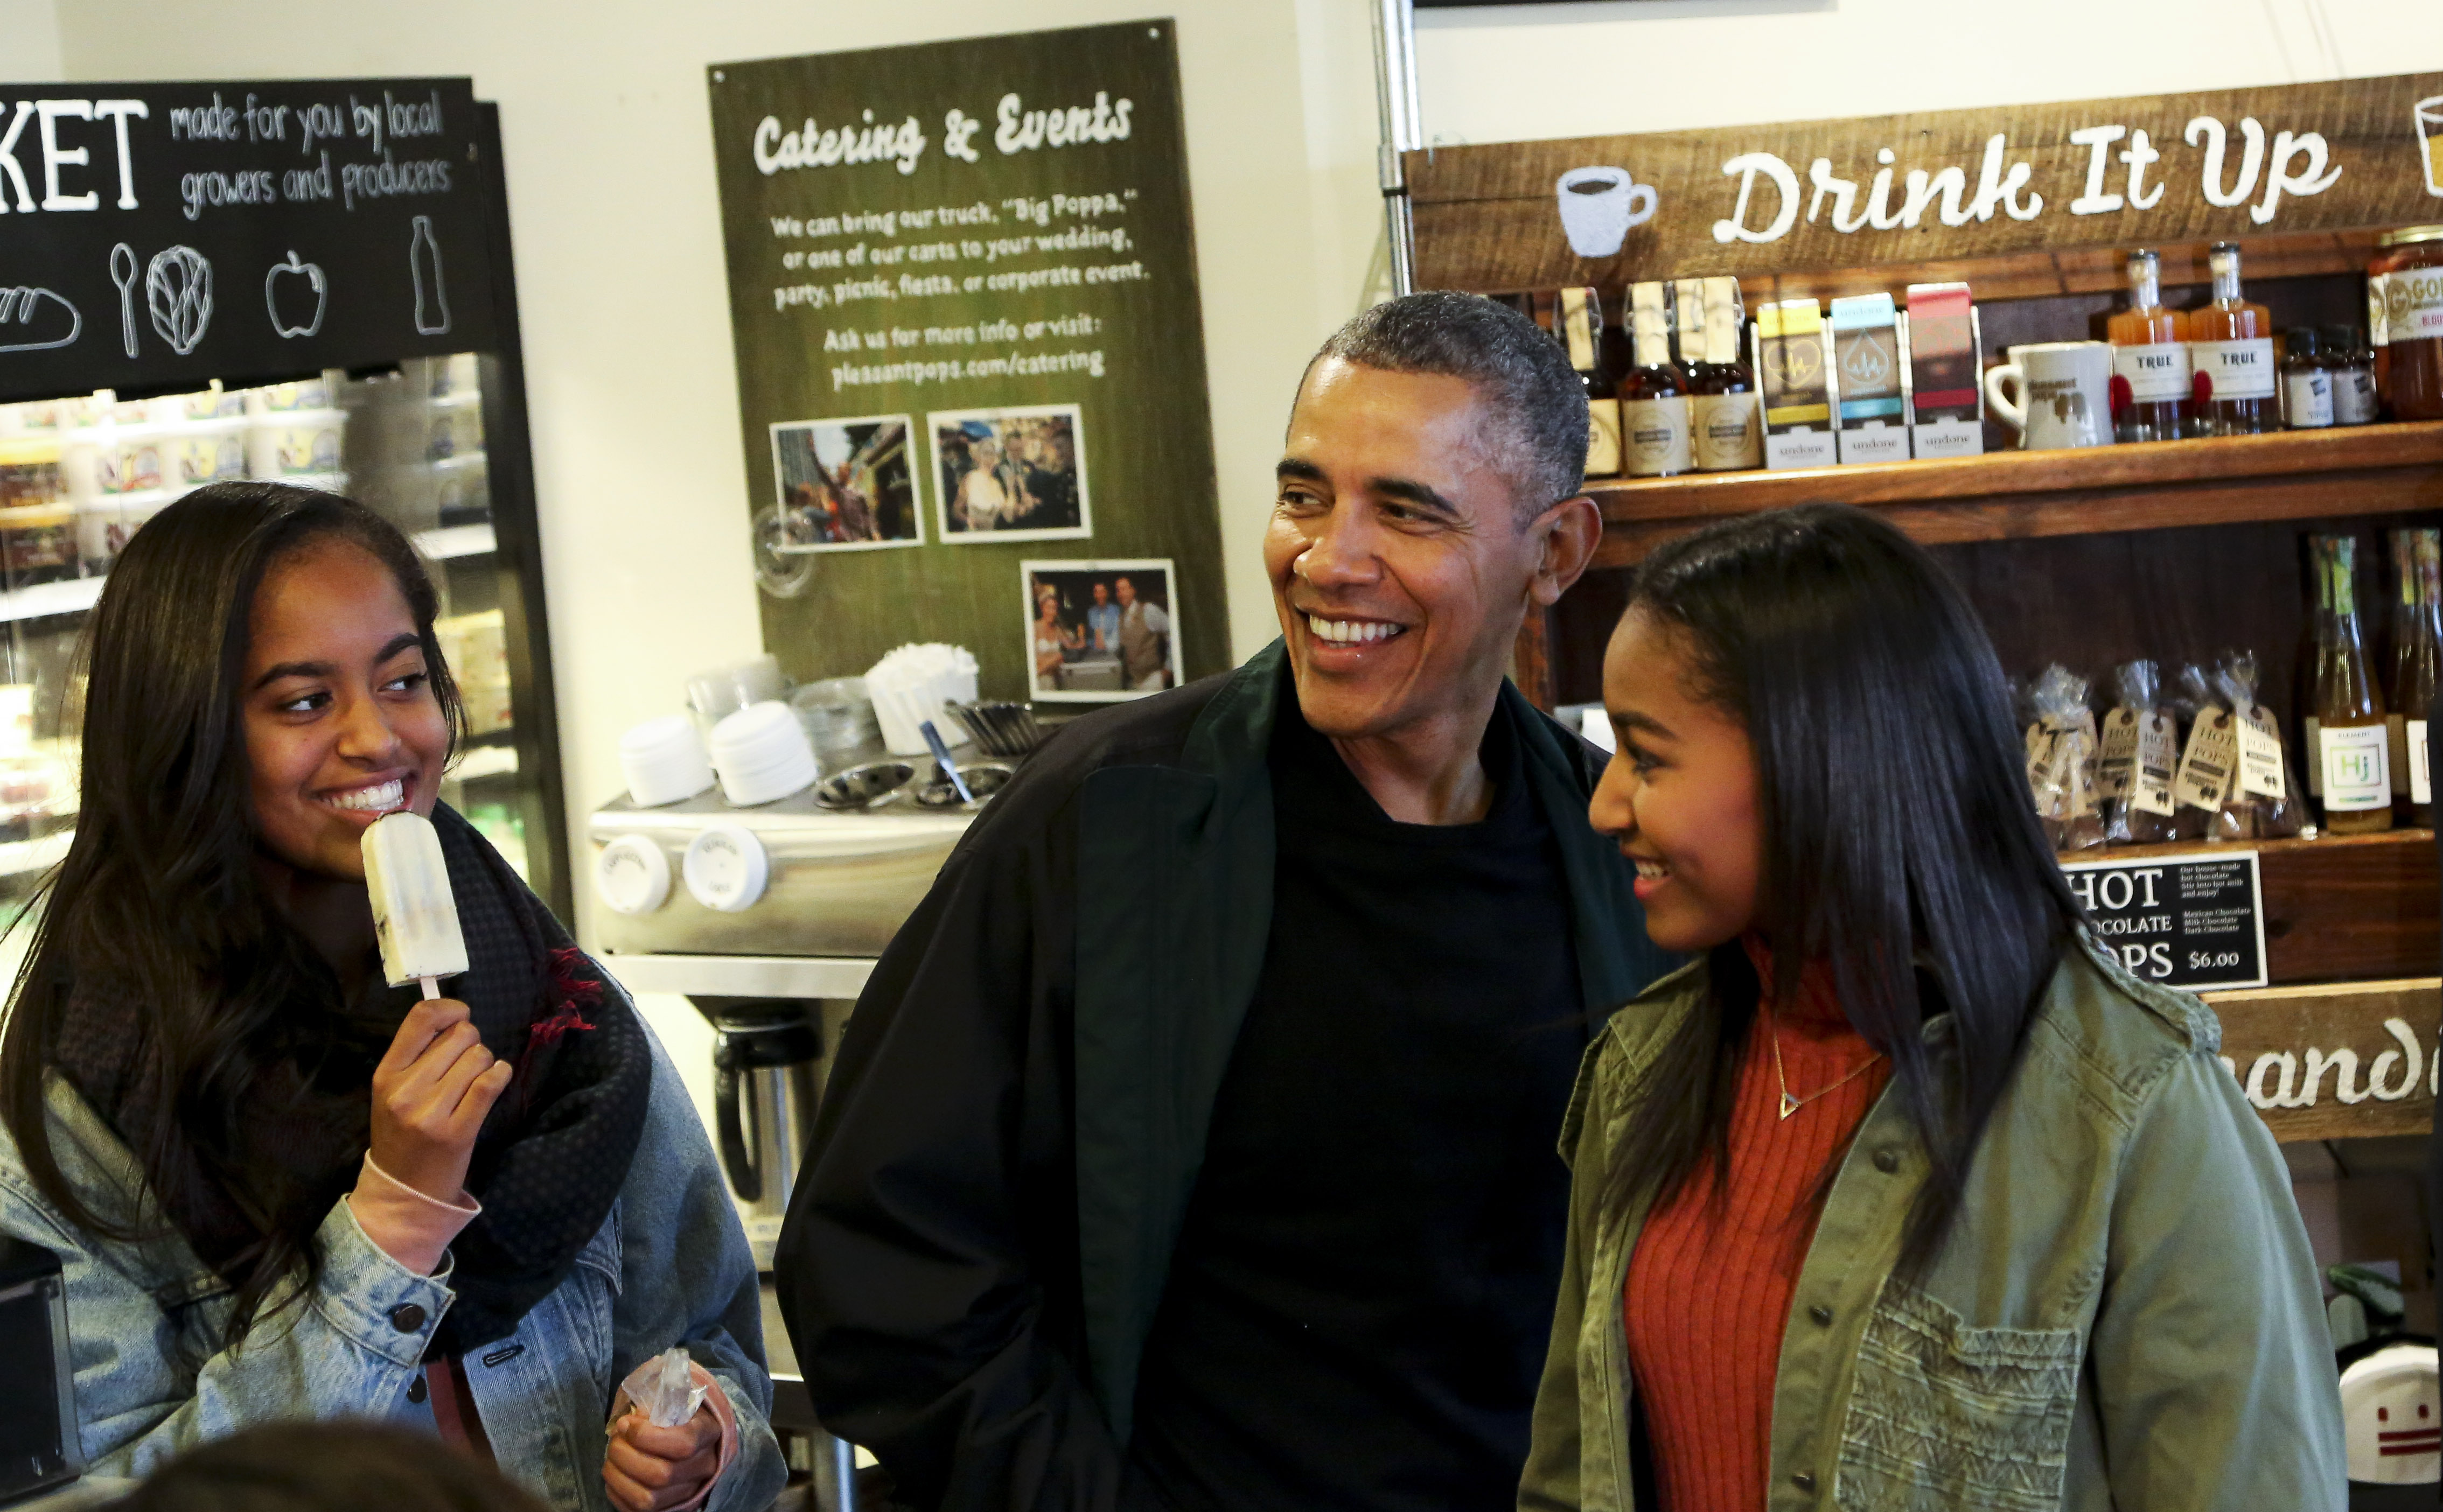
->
[912,762,1014,809]
[812,761,914,810]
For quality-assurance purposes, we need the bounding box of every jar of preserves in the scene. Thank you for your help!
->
[2374,226,2443,422]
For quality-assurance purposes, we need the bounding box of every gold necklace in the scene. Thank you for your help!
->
[1765,1003,1886,1121]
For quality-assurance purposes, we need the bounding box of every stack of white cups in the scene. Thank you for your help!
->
[618,715,716,807]
[708,701,820,806]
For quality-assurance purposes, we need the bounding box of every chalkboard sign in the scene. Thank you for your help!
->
[0,78,495,401]
[2062,851,2270,992]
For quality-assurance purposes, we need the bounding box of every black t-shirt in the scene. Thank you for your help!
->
[1123,692,1588,1511]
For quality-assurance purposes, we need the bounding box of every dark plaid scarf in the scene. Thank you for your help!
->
[53,801,652,1354]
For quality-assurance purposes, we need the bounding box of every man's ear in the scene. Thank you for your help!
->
[1528,495,1603,608]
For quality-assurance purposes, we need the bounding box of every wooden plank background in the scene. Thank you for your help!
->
[2205,978,2439,1140]
[1411,72,2443,293]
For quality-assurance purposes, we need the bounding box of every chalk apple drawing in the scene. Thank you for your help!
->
[264,251,326,339]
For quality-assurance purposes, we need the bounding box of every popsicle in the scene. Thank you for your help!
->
[362,810,469,998]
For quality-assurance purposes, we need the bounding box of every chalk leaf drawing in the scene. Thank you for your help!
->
[146,246,213,356]
[0,286,80,353]
[265,250,327,339]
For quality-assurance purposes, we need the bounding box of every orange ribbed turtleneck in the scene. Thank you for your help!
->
[1622,937,1890,1512]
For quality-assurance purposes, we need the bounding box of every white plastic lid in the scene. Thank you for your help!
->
[595,835,672,915]
[708,700,818,806]
[619,713,715,807]
[682,822,769,912]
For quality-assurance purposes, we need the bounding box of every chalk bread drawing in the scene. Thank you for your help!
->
[410,216,449,335]
[109,243,137,357]
[1555,166,1658,258]
[0,287,80,353]
[146,246,213,356]
[265,250,327,339]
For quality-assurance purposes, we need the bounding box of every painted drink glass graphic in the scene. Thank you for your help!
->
[1555,167,1658,258]
[2419,96,2443,198]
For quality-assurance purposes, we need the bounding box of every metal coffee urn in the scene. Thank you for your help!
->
[699,999,823,1269]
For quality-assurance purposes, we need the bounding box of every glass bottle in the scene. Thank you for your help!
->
[2191,242,2278,436]
[2318,534,2394,833]
[2399,529,2442,827]
[2107,249,2191,442]
[2387,528,2417,808]
[2374,226,2443,422]
[1672,278,1706,384]
[2327,324,2381,426]
[1558,287,1621,480]
[1618,282,1691,478]
[2301,536,2332,800]
[1688,274,1763,472]
[2281,328,2335,429]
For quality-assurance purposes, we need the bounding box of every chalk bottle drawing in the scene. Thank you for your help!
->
[411,217,450,335]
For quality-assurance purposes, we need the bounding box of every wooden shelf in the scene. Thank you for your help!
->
[1585,421,2443,569]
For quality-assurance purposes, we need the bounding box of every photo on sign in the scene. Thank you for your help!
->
[1022,558,1177,702]
[932,403,1090,543]
[766,414,924,553]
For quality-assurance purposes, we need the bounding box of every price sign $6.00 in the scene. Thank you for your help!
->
[2060,851,2268,992]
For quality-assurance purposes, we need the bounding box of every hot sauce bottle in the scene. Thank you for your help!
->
[2107,249,2191,442]
[2191,242,2278,437]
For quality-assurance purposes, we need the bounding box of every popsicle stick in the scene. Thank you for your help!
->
[420,977,442,1000]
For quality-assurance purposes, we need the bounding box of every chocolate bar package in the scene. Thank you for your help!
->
[1901,282,1984,459]
[1753,298,1835,470]
[1830,292,1909,465]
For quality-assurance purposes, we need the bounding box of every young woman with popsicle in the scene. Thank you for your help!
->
[0,483,784,1512]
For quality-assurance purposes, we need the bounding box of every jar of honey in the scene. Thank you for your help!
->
[2374,226,2443,421]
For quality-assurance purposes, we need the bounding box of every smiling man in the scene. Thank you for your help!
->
[777,292,1678,1512]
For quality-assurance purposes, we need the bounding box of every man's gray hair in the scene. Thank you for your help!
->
[1310,290,1587,520]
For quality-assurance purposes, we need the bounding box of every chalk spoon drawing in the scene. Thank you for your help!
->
[0,287,81,353]
[264,250,327,339]
[1555,166,1657,259]
[145,246,213,356]
[109,243,137,356]
[410,216,449,335]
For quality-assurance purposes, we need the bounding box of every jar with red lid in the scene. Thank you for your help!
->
[2374,226,2443,421]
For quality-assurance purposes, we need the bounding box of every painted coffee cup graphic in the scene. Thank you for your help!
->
[1555,167,1659,258]
[2418,95,2443,198]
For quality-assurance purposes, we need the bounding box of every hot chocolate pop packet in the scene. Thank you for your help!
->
[2028,664,2105,852]
[2099,659,2179,844]
[2214,650,2306,840]
[2169,662,2231,841]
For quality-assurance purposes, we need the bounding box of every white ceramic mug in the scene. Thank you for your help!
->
[1985,342,2116,451]
[1554,166,1658,258]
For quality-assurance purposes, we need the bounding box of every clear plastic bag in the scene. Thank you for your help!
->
[2099,660,2179,845]
[2027,664,2105,852]
[2212,650,2308,841]
[2168,663,2221,842]
[619,1346,710,1429]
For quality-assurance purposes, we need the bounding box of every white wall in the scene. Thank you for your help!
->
[1413,0,2443,146]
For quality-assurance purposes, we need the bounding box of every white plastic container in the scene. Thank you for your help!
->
[244,373,339,415]
[246,410,345,479]
[164,420,247,487]
[707,700,819,807]
[619,714,716,807]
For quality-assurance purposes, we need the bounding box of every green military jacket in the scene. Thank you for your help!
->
[1520,933,2348,1512]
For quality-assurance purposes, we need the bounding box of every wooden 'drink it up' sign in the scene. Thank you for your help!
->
[1409,72,2443,292]
[2204,978,2439,1142]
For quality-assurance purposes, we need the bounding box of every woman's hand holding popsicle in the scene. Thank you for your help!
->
[370,997,512,1202]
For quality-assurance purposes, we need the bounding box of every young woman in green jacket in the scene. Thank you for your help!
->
[1521,504,2346,1512]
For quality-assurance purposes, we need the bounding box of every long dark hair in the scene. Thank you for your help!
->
[0,481,463,1340]
[1607,504,2082,1270]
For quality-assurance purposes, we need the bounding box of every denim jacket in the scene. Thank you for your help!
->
[0,988,786,1512]
[1520,934,2347,1512]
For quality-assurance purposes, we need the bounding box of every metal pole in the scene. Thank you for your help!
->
[1371,0,1422,295]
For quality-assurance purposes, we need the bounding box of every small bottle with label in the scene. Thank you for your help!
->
[2191,242,2279,437]
[2326,324,2380,426]
[1557,288,1622,480]
[2392,528,2441,826]
[1688,275,1763,472]
[2280,328,2335,429]
[2318,534,2393,834]
[1618,282,1691,479]
[2107,249,2191,442]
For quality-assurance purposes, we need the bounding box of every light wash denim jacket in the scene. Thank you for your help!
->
[1520,934,2348,1512]
[0,989,786,1512]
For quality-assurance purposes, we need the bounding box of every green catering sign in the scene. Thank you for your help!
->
[707,20,1226,704]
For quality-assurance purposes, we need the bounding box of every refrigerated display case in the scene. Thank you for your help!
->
[0,79,568,930]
